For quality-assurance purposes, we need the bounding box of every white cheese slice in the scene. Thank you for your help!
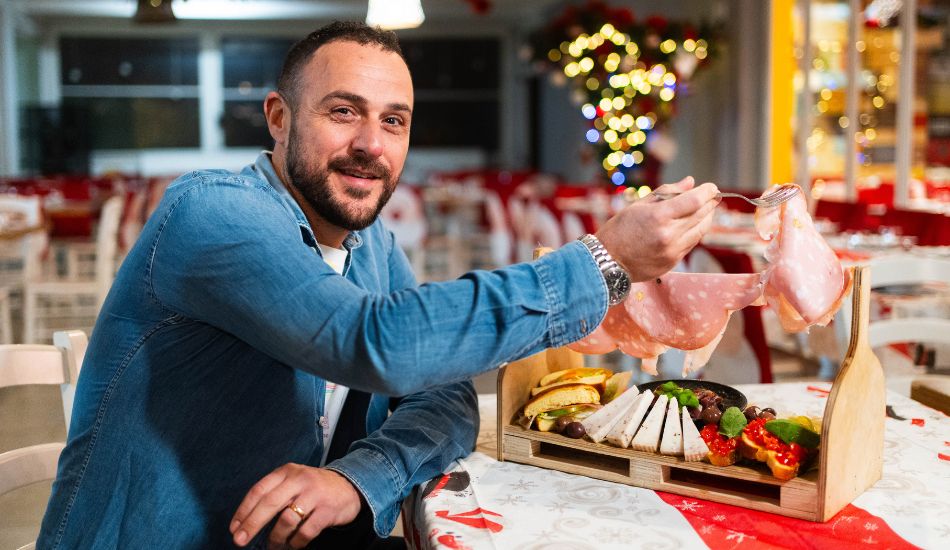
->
[681,405,709,462]
[630,393,668,452]
[606,391,654,448]
[659,398,684,456]
[580,385,641,443]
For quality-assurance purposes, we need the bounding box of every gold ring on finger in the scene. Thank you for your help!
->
[288,502,307,521]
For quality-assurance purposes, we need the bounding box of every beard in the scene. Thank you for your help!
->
[285,123,398,232]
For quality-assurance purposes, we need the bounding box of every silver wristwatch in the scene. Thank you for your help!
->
[578,234,630,306]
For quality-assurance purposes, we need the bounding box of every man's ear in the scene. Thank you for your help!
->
[264,91,290,146]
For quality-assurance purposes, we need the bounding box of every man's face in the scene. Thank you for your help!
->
[285,41,412,231]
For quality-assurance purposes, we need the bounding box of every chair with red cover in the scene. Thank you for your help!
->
[815,199,870,232]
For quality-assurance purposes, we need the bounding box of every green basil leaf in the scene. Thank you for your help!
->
[765,419,821,449]
[718,406,748,438]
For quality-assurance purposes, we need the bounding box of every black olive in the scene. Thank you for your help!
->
[743,406,760,421]
[554,416,573,433]
[563,422,586,439]
[688,406,702,420]
[762,407,777,416]
[700,406,722,424]
[758,410,776,420]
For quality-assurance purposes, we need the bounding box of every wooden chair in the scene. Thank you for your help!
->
[23,196,122,343]
[0,196,48,342]
[0,330,87,550]
[814,199,870,232]
[379,186,427,277]
[837,256,950,397]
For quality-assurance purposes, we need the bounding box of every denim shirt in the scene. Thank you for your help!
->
[38,153,607,549]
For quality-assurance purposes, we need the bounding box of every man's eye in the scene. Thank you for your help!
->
[333,107,353,116]
[384,116,404,126]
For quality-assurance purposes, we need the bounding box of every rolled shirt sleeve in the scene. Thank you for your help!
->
[325,380,479,536]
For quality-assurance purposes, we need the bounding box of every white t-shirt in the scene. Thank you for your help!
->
[317,242,350,466]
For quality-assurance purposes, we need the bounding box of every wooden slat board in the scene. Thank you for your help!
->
[498,266,884,522]
[817,267,885,520]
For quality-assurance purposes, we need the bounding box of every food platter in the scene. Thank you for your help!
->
[497,266,885,522]
[637,379,747,411]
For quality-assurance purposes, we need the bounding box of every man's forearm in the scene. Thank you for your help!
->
[325,380,479,537]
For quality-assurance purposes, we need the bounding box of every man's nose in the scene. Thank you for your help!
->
[351,121,384,158]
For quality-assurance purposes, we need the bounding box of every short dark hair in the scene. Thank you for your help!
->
[277,21,405,109]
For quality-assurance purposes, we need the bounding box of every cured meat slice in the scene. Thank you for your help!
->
[568,184,851,374]
[756,185,852,332]
[569,272,763,374]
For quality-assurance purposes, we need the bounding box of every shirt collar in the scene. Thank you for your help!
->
[252,151,363,251]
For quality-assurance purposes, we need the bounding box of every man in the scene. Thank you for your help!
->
[39,22,718,550]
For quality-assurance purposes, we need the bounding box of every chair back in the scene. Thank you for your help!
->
[0,442,65,498]
[0,330,87,432]
[857,256,950,349]
[814,199,870,232]
[0,195,47,285]
[836,256,950,349]
[0,330,86,550]
[94,196,123,306]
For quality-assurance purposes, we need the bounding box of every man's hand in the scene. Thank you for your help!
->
[230,464,362,549]
[596,176,719,282]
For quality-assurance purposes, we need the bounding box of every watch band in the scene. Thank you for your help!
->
[578,234,630,306]
[578,234,614,270]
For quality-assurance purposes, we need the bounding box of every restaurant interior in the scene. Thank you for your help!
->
[1,1,949,548]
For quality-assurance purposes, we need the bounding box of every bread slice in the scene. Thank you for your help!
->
[606,391,653,448]
[766,453,800,481]
[531,368,613,396]
[631,394,668,452]
[659,398,683,456]
[581,385,641,443]
[707,447,738,467]
[522,384,600,418]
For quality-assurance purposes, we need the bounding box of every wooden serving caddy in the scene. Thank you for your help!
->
[496,266,884,521]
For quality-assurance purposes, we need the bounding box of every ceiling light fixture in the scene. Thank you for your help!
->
[133,0,178,24]
[366,0,425,30]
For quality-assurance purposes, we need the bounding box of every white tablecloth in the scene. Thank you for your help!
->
[403,383,950,549]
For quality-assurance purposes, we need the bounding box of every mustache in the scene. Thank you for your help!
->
[328,155,391,181]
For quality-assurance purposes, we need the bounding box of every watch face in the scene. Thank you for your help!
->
[604,268,630,305]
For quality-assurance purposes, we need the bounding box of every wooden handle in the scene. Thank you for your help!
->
[817,266,885,520]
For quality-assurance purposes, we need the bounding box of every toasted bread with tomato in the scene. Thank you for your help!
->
[699,424,738,466]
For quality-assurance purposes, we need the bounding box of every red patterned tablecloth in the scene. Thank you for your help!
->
[403,383,950,549]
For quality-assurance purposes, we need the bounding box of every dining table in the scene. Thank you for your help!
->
[402,384,950,549]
